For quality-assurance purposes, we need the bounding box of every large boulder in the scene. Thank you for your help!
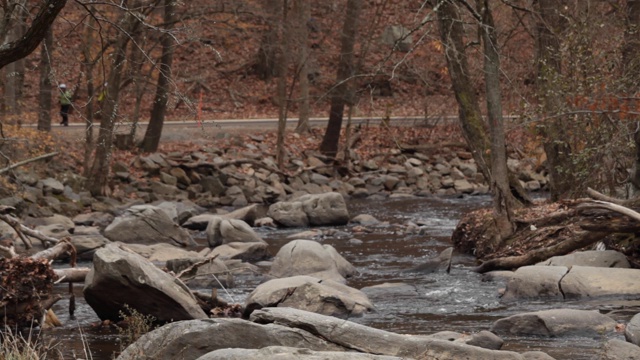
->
[83,243,207,322]
[268,192,349,227]
[490,309,616,337]
[183,205,261,230]
[404,247,453,274]
[269,240,357,283]
[117,318,345,360]
[196,346,403,360]
[244,276,374,318]
[103,205,195,247]
[536,250,630,268]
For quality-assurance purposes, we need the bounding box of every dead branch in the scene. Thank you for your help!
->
[31,238,74,261]
[0,213,59,247]
[474,230,608,273]
[175,254,219,279]
[577,200,640,223]
[0,152,58,175]
[53,267,90,283]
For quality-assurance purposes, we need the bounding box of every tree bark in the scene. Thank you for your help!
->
[437,0,491,182]
[479,0,515,240]
[37,29,53,132]
[0,0,67,69]
[88,6,142,196]
[623,0,640,194]
[141,0,175,153]
[474,230,608,273]
[255,0,282,81]
[276,1,291,169]
[319,0,362,157]
[295,0,311,134]
[536,0,574,200]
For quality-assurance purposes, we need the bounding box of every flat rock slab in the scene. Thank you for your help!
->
[501,266,568,301]
[196,346,403,360]
[536,250,630,268]
[250,307,552,360]
[561,266,640,299]
[491,309,616,337]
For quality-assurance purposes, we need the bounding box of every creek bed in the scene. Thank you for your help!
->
[46,195,634,359]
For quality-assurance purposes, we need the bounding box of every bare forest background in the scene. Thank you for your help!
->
[1,0,640,209]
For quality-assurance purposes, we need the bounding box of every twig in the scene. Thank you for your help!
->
[0,152,58,175]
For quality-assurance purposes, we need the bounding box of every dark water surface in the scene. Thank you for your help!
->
[46,195,634,359]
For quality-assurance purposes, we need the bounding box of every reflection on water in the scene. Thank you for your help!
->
[44,195,631,359]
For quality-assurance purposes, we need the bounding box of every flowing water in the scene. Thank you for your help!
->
[45,195,635,359]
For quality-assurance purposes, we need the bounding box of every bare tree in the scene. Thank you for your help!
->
[87,4,144,196]
[141,0,177,153]
[0,0,67,69]
[37,29,53,132]
[319,0,362,157]
[623,0,640,193]
[294,0,311,133]
[254,0,282,81]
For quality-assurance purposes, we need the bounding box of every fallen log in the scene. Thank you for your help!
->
[54,267,90,283]
[474,230,608,273]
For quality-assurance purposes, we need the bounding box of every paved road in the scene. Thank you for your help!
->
[42,115,443,130]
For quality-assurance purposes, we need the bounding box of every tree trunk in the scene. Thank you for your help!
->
[81,9,97,178]
[255,0,282,81]
[276,1,290,169]
[295,0,311,134]
[623,0,640,194]
[0,0,67,70]
[319,0,361,157]
[37,29,53,132]
[437,0,491,182]
[479,0,515,240]
[87,8,141,196]
[536,0,573,200]
[141,0,175,153]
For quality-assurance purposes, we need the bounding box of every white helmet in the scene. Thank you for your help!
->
[59,84,67,89]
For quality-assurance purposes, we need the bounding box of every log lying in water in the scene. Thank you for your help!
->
[468,190,640,273]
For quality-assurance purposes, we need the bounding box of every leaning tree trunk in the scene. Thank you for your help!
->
[479,0,515,240]
[437,0,491,182]
[141,0,176,153]
[37,29,53,132]
[87,8,141,196]
[319,0,362,157]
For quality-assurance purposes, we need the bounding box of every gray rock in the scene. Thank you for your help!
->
[404,247,453,274]
[72,212,114,228]
[350,214,380,225]
[251,307,549,360]
[123,243,201,262]
[536,250,630,268]
[104,204,194,247]
[84,243,207,322]
[501,266,568,301]
[602,338,640,360]
[625,313,640,346]
[269,240,357,283]
[244,276,374,319]
[268,192,349,228]
[70,234,110,257]
[491,309,616,337]
[40,178,64,195]
[560,266,640,299]
[207,241,269,262]
[219,219,264,244]
[196,346,403,360]
[116,318,344,360]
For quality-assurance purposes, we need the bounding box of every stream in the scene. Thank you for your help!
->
[46,195,635,359]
